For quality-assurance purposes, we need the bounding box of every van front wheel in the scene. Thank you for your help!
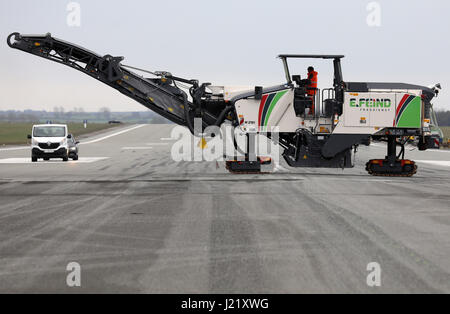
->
[31,156,37,162]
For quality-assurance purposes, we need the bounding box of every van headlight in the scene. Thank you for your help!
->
[60,139,67,146]
[32,139,38,146]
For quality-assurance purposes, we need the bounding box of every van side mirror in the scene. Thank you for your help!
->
[75,141,80,145]
[27,134,32,139]
[67,134,72,139]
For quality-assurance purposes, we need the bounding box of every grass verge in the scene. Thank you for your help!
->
[441,126,450,141]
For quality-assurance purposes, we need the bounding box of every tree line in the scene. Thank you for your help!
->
[0,109,171,124]
[436,110,450,126]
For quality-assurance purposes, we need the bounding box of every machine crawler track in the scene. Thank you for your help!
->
[225,158,271,174]
[365,160,418,177]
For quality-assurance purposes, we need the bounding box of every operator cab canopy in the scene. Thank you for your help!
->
[277,54,345,87]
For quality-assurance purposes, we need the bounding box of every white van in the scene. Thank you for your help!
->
[27,124,71,162]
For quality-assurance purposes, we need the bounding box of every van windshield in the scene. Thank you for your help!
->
[33,126,66,137]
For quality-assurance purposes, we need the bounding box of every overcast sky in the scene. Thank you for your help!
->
[1,0,449,112]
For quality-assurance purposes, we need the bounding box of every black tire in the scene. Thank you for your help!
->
[44,157,50,161]
[31,156,38,162]
[72,155,78,161]
[62,156,69,162]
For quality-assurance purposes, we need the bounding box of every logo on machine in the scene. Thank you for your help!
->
[349,98,392,111]
[258,90,288,130]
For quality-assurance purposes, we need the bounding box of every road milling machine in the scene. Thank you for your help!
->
[7,32,441,176]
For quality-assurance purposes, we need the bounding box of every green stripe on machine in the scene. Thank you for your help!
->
[397,96,421,128]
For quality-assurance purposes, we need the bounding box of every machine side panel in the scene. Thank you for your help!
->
[368,93,397,127]
[343,92,396,128]
[275,103,304,133]
[234,89,296,132]
[336,90,424,134]
[223,86,254,101]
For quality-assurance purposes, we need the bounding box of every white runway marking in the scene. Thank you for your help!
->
[273,163,288,172]
[80,124,146,145]
[425,149,450,154]
[160,137,175,141]
[121,147,153,150]
[0,146,28,152]
[146,143,169,146]
[415,160,450,167]
[0,157,109,164]
[371,143,450,153]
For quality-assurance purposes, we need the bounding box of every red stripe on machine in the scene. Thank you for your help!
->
[394,94,410,126]
[396,94,409,117]
[258,94,268,130]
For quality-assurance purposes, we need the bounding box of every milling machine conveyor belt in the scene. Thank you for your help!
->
[7,32,189,126]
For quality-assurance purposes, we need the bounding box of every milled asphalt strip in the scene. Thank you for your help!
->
[0,124,146,152]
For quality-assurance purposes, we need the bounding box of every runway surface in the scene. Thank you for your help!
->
[0,124,449,293]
